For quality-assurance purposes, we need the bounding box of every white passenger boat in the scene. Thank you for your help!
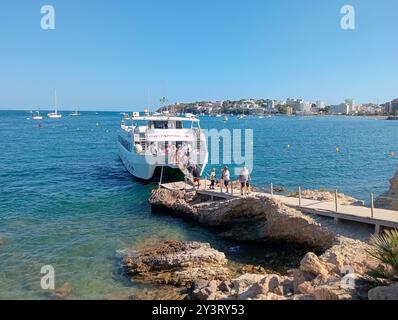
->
[118,112,208,180]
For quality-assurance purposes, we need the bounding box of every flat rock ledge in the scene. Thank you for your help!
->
[121,240,231,287]
[149,189,334,249]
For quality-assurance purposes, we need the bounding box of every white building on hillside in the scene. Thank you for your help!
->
[329,103,349,115]
[345,99,356,113]
[316,100,326,110]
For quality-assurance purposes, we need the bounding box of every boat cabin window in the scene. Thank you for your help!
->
[146,120,197,129]
[132,120,148,127]
[152,121,169,129]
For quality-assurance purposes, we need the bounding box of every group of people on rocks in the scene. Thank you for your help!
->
[148,142,251,196]
[207,166,251,196]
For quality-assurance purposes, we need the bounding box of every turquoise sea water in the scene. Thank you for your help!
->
[0,111,397,299]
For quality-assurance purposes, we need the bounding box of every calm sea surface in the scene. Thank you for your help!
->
[0,111,397,299]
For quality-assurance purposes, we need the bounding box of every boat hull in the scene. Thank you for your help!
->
[118,142,208,181]
[118,144,156,180]
[48,114,62,119]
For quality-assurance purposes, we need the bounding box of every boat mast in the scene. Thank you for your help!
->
[54,90,58,114]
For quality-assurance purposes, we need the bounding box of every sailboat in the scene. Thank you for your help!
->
[70,105,81,117]
[47,91,62,119]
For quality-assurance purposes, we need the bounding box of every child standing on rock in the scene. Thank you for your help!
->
[209,168,216,190]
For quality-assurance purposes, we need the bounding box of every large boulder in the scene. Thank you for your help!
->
[313,283,355,300]
[150,189,335,249]
[231,274,266,296]
[368,285,398,300]
[320,237,379,275]
[375,171,398,210]
[121,241,230,286]
[191,280,220,300]
[292,269,315,293]
[300,252,334,277]
[237,275,282,300]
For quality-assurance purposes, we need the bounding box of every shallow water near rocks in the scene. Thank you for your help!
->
[1,111,397,299]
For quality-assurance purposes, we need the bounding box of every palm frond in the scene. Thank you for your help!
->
[367,229,398,281]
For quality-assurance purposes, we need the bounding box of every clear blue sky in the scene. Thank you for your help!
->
[0,0,397,110]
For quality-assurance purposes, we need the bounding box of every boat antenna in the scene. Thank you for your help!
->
[160,97,168,111]
[146,88,151,113]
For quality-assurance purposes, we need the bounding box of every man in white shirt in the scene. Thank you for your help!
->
[239,167,251,196]
[223,166,231,193]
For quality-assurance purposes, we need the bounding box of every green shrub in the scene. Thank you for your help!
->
[367,229,398,282]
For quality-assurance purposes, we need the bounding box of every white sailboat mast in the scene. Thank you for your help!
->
[55,90,58,114]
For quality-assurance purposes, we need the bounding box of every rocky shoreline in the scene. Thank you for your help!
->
[118,187,397,300]
[120,237,381,300]
[149,189,334,249]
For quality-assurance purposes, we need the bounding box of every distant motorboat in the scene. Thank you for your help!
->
[238,115,246,120]
[31,110,43,120]
[215,114,222,118]
[47,91,62,119]
[70,106,81,117]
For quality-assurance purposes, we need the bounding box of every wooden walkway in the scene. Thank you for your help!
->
[160,180,398,234]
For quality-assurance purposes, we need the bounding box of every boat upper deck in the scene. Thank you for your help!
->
[130,115,200,122]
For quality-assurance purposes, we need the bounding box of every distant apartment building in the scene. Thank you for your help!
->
[345,99,356,113]
[251,108,265,115]
[294,101,311,113]
[240,100,259,109]
[329,103,349,115]
[286,98,311,113]
[383,99,398,114]
[316,100,326,110]
[384,102,392,113]
[265,99,275,110]
[391,99,398,112]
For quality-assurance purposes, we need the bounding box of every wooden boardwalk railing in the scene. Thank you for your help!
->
[159,180,398,234]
